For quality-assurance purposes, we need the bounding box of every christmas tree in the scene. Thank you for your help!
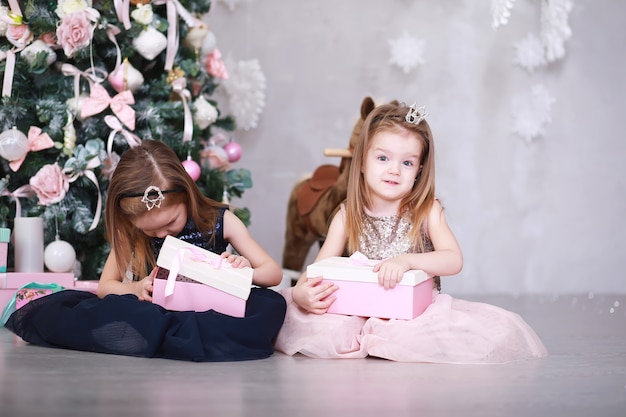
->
[0,0,252,279]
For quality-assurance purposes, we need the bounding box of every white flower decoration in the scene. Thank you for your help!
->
[131,4,154,26]
[513,33,546,73]
[56,0,92,18]
[491,0,516,29]
[511,84,556,143]
[221,59,266,131]
[217,0,245,12]
[388,32,425,74]
[0,6,9,36]
[541,0,573,62]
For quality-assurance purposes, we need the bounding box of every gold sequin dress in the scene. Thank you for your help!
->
[275,213,547,363]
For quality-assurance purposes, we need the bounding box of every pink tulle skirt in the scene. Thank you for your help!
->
[274,289,548,363]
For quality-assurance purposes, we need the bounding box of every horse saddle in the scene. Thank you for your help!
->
[296,164,340,217]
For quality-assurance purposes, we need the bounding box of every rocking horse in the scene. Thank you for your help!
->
[282,96,376,272]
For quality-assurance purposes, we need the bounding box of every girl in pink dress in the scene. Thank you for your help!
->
[274,101,547,363]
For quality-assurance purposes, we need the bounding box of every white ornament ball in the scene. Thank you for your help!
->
[133,26,167,61]
[0,127,29,161]
[44,239,77,273]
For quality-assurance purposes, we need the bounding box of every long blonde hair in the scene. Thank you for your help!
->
[105,140,227,279]
[345,102,436,254]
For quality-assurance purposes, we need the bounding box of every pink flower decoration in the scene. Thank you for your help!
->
[204,48,229,79]
[56,10,96,58]
[6,23,33,48]
[29,163,70,205]
[201,147,231,171]
[40,32,59,48]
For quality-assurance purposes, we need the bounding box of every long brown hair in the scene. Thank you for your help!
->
[105,140,227,279]
[345,102,436,254]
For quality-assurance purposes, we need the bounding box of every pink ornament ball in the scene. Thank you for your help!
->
[223,140,242,163]
[182,158,201,181]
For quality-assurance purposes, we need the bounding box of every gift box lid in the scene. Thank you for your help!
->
[307,256,430,286]
[0,228,10,243]
[156,235,253,300]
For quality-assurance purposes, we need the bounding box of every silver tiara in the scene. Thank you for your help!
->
[141,186,165,211]
[405,103,428,125]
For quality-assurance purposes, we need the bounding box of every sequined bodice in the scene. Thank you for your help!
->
[358,213,440,290]
[358,213,433,259]
[151,207,228,257]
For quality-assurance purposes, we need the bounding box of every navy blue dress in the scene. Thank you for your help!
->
[4,209,287,362]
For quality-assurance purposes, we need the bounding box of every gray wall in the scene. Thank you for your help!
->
[206,0,625,295]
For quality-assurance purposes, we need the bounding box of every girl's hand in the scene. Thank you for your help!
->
[292,276,338,314]
[220,252,251,268]
[373,256,411,289]
[135,268,155,302]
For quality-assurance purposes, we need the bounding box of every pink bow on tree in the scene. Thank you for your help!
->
[81,83,136,130]
[104,115,141,156]
[9,126,55,172]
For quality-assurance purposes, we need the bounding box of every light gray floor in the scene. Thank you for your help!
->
[1,293,625,417]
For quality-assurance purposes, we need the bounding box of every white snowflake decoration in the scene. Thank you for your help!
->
[491,0,516,29]
[221,59,266,131]
[541,0,573,62]
[513,33,547,73]
[511,84,555,143]
[217,0,245,12]
[388,32,425,74]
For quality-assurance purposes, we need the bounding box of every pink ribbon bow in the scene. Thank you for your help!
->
[171,77,193,143]
[63,158,102,231]
[0,184,34,217]
[104,115,141,156]
[153,0,202,71]
[114,0,131,30]
[165,247,228,297]
[348,251,386,267]
[81,83,136,130]
[60,63,107,101]
[9,127,55,172]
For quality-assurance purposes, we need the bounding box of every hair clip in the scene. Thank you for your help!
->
[405,103,428,125]
[141,186,165,211]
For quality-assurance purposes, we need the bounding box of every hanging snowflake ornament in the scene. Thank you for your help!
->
[388,32,425,74]
[221,59,266,131]
[491,0,516,29]
[217,0,245,12]
[513,33,547,73]
[541,0,573,62]
[511,84,556,143]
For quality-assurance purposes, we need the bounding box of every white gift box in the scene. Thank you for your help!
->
[307,255,434,320]
[153,236,253,317]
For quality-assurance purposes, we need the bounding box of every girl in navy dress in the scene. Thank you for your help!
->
[5,140,286,362]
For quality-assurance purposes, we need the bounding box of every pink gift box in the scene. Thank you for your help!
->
[152,236,253,317]
[1,272,75,311]
[307,256,434,320]
[72,280,99,293]
[0,272,75,289]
